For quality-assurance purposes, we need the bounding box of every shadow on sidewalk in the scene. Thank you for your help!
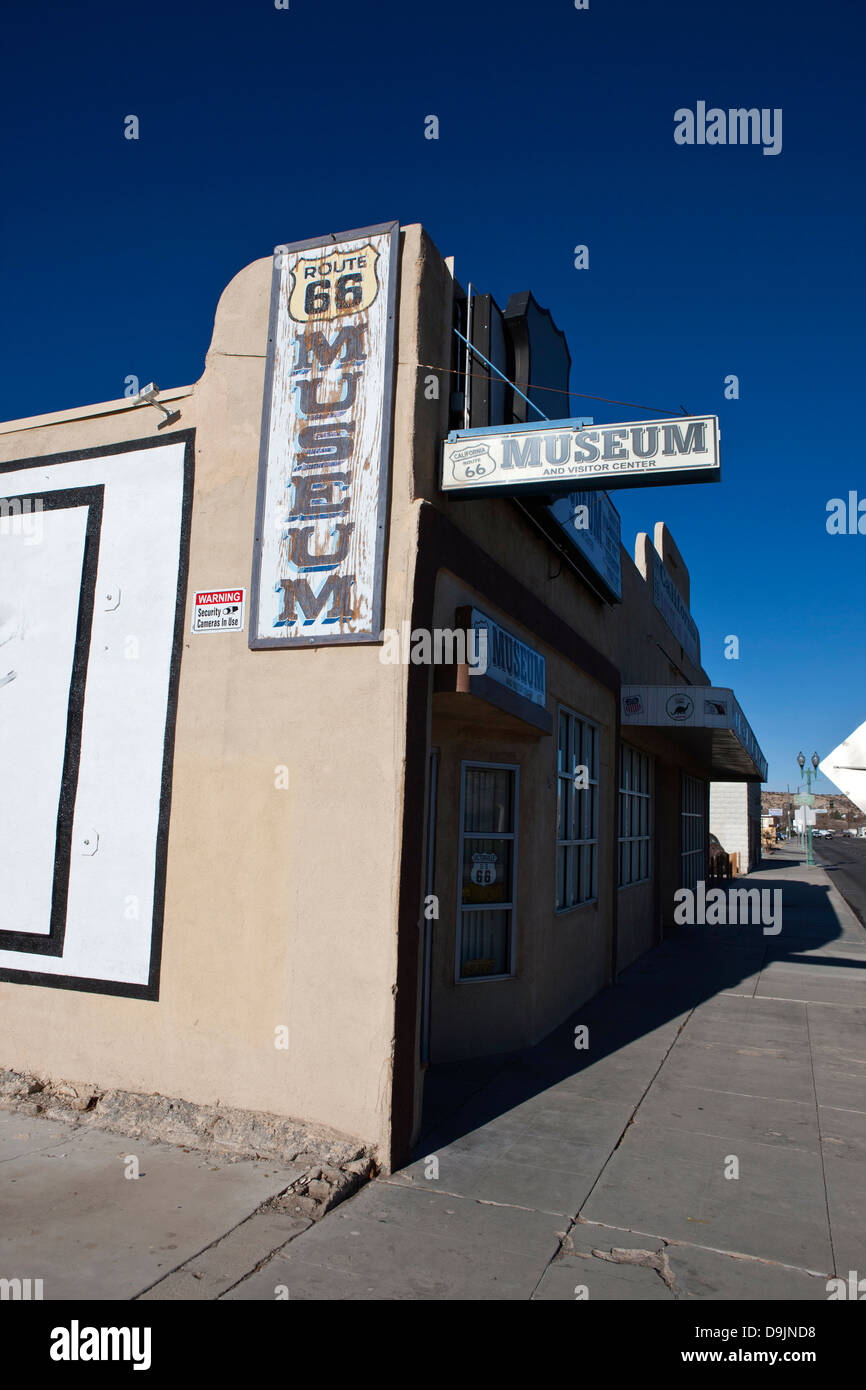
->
[415,859,854,1157]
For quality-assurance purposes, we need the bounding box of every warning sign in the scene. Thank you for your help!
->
[191,589,245,634]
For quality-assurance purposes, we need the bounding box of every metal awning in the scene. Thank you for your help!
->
[620,685,767,781]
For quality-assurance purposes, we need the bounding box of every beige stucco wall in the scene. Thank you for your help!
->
[616,878,655,970]
[0,226,433,1156]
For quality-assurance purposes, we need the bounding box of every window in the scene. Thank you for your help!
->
[619,746,652,887]
[457,763,518,981]
[556,707,599,910]
[681,773,706,894]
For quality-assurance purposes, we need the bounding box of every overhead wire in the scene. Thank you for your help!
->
[403,354,688,420]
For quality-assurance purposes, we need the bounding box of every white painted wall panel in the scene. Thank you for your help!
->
[710,781,749,865]
[0,440,188,993]
[0,506,88,934]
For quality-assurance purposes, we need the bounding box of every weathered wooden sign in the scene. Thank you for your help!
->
[250,222,399,648]
[441,415,720,495]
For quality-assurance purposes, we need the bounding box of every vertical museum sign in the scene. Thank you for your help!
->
[250,222,399,647]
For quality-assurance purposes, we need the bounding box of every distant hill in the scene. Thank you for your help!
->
[762,789,866,828]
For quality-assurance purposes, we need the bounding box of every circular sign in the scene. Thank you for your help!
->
[666,693,694,721]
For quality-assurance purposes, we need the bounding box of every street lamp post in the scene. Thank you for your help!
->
[797,751,820,866]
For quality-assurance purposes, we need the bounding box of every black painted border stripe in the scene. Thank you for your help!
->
[0,485,104,956]
[0,429,195,1000]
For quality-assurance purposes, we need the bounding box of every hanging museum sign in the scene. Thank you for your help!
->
[545,489,623,600]
[470,607,546,707]
[652,551,699,665]
[440,415,720,496]
[250,222,399,648]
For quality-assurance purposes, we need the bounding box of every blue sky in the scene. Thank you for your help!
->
[1,0,863,790]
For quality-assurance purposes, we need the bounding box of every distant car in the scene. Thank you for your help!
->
[845,828,858,837]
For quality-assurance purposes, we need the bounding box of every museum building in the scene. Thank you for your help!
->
[0,222,766,1167]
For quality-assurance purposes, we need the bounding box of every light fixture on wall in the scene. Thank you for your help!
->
[134,382,181,430]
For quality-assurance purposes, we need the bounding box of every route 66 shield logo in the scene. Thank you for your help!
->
[288,244,380,323]
[470,851,498,886]
[449,443,496,484]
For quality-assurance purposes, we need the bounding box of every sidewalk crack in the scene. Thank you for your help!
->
[530,1008,699,1298]
[805,1002,839,1276]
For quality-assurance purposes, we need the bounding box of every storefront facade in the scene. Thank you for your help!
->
[0,222,765,1168]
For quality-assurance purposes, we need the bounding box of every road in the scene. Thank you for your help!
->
[813,835,866,927]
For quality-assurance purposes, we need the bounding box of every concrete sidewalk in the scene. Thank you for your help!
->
[2,849,865,1300]
[0,1118,312,1301]
[226,850,866,1300]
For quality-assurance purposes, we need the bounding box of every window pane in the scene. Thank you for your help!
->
[464,767,514,833]
[581,844,594,901]
[461,837,513,905]
[460,909,510,978]
[617,748,652,887]
[558,712,569,773]
[579,786,590,842]
[568,845,579,905]
[556,711,600,908]
[557,845,567,910]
